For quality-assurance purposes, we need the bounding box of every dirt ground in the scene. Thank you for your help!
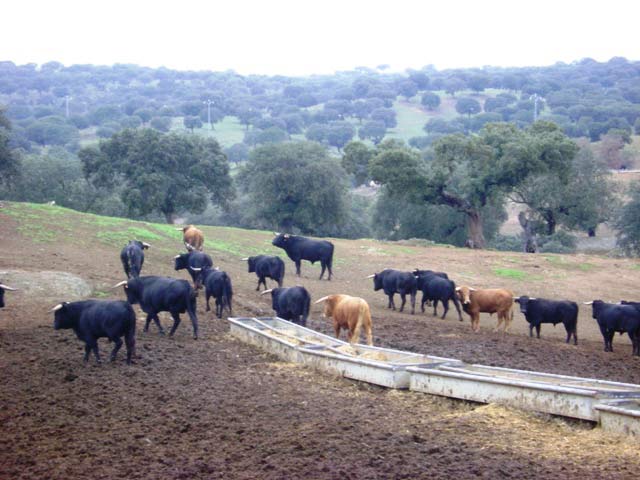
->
[2,204,640,479]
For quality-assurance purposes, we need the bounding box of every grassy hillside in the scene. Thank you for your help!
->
[3,200,640,345]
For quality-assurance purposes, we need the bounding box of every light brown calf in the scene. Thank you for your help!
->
[176,225,204,252]
[315,294,373,345]
[455,286,514,333]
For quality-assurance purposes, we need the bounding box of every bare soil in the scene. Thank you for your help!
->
[2,203,640,479]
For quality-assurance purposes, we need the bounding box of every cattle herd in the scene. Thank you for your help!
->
[1,225,640,364]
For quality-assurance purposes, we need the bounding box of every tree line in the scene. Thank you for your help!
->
[3,102,640,255]
[1,58,639,158]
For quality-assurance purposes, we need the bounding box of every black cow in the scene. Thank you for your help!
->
[515,296,578,344]
[244,255,285,291]
[0,282,17,309]
[272,233,334,280]
[114,276,199,339]
[174,251,213,289]
[201,267,233,318]
[587,300,640,355]
[51,300,136,364]
[369,269,417,315]
[414,270,462,321]
[120,240,150,279]
[262,286,311,326]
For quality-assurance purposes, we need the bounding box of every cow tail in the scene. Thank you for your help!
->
[224,273,233,314]
[352,301,370,345]
[302,295,310,326]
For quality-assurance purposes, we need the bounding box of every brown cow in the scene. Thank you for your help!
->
[455,286,514,333]
[315,294,373,345]
[176,225,204,252]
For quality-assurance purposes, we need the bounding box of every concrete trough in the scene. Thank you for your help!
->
[595,399,640,438]
[228,316,640,436]
[408,363,640,421]
[297,343,461,389]
[227,316,460,388]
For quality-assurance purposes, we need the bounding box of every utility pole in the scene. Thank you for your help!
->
[529,94,544,123]
[203,99,215,130]
[65,95,72,118]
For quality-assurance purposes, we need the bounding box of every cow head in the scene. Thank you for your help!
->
[50,302,71,329]
[261,287,282,312]
[134,240,151,250]
[174,253,190,271]
[0,283,17,309]
[113,280,138,305]
[367,273,383,291]
[515,295,529,313]
[272,233,292,249]
[455,286,474,305]
[584,300,603,319]
[245,256,256,273]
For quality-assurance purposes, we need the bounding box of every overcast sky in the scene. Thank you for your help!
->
[2,0,638,76]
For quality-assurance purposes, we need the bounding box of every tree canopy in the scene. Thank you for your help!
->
[371,122,578,248]
[238,142,348,233]
[78,128,233,223]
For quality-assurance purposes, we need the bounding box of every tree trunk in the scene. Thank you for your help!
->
[466,211,485,249]
[164,212,176,224]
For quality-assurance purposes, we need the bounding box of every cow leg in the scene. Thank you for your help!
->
[452,295,463,322]
[327,263,332,281]
[388,294,395,310]
[147,314,165,335]
[410,292,416,315]
[473,314,480,332]
[421,292,426,313]
[334,321,341,340]
[168,312,182,337]
[441,299,449,320]
[86,339,101,364]
[83,344,92,363]
[536,325,541,339]
[206,293,211,312]
[399,294,406,312]
[529,324,534,337]
[573,329,578,346]
[319,262,326,280]
[216,298,223,318]
[432,299,438,317]
[295,261,301,276]
[109,337,123,362]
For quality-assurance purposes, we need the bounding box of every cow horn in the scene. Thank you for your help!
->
[260,289,273,296]
[190,267,202,272]
[314,296,329,304]
[142,242,151,248]
[469,287,476,291]
[513,296,519,300]
[174,255,181,259]
[273,232,280,236]
[241,257,249,261]
[583,301,593,305]
[111,280,128,289]
[366,274,375,279]
[455,287,461,292]
[0,284,17,291]
[49,303,64,312]
[214,267,220,271]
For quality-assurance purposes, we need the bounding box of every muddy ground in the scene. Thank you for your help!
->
[2,204,640,479]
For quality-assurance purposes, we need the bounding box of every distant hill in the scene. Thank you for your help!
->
[1,58,639,155]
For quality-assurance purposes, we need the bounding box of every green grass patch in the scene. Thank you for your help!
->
[96,227,163,248]
[493,268,527,280]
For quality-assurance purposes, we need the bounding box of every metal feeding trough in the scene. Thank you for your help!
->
[408,363,640,422]
[228,316,640,436]
[595,399,640,437]
[227,317,461,388]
